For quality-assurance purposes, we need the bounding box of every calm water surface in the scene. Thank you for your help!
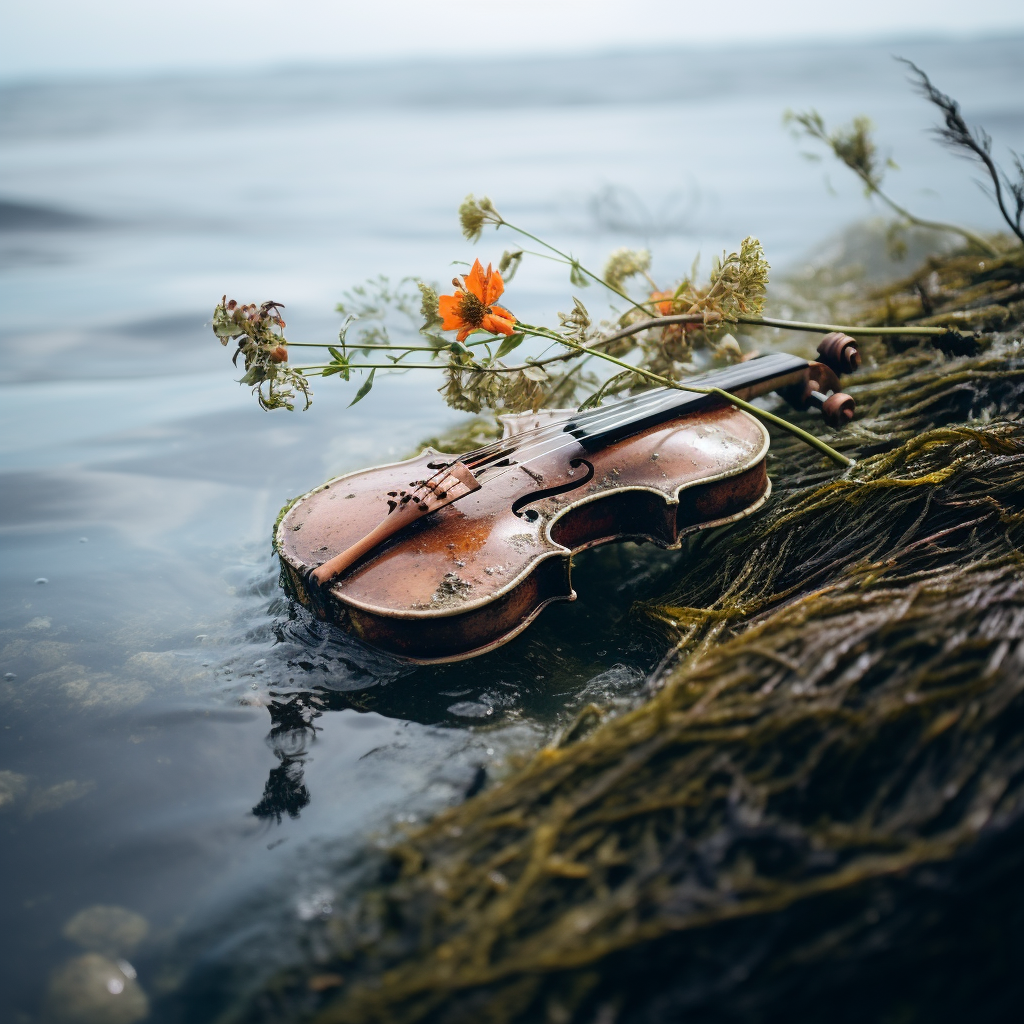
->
[1,38,1022,1022]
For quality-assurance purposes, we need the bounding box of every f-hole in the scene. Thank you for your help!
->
[511,458,595,520]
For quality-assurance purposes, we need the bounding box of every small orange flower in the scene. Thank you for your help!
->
[650,289,676,316]
[651,289,703,333]
[439,259,516,342]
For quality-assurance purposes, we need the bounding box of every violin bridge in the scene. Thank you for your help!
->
[310,462,480,587]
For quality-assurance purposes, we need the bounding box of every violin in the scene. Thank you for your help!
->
[277,334,860,663]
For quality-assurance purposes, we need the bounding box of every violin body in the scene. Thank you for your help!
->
[277,404,770,663]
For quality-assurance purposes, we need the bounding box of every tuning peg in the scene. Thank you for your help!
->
[816,333,861,375]
[808,389,855,428]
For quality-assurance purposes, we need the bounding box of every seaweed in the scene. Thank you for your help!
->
[218,242,1024,1024]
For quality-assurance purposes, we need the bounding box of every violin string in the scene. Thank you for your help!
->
[468,352,806,479]
[411,382,721,503]
[466,381,688,469]
[408,354,804,504]
[471,383,713,478]
[460,356,780,473]
[462,386,670,466]
[463,352,808,493]
[407,384,679,501]
[469,396,698,494]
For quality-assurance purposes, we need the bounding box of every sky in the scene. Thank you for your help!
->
[3,0,1024,81]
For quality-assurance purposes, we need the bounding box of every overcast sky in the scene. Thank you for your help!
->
[4,0,1024,81]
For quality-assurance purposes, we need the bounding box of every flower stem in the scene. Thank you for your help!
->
[496,220,660,316]
[846,166,999,257]
[595,312,965,347]
[296,363,447,371]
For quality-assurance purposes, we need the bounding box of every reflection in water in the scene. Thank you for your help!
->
[251,696,314,822]
[249,541,674,824]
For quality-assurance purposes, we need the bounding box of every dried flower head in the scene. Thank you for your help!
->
[417,282,442,332]
[707,237,770,322]
[602,248,652,292]
[558,298,592,343]
[212,296,311,411]
[459,195,504,242]
[785,109,889,194]
[498,249,524,282]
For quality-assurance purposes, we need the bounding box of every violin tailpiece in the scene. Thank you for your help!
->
[309,461,480,588]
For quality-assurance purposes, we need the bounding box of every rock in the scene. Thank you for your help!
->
[44,954,148,1024]
[62,906,148,958]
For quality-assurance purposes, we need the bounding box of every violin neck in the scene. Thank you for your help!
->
[565,352,810,449]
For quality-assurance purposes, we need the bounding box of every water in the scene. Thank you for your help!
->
[1,37,1022,1023]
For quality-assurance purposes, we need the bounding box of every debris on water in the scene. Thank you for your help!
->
[27,779,96,816]
[447,702,494,718]
[0,771,28,810]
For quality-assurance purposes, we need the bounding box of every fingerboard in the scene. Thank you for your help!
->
[563,352,807,449]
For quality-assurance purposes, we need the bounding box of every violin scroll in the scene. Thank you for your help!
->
[816,332,861,375]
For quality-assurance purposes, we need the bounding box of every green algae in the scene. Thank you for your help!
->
[239,243,1024,1024]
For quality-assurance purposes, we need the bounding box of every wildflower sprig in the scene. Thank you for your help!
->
[212,297,311,410]
[785,58,1022,257]
[215,212,960,454]
[785,109,998,258]
[216,190,963,432]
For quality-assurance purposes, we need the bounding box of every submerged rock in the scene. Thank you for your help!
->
[62,905,149,958]
[44,954,148,1024]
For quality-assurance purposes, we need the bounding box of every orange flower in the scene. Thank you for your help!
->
[439,259,516,342]
[651,289,703,333]
[650,290,675,316]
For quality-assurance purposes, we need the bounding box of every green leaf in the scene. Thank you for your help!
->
[421,331,448,351]
[522,363,548,382]
[577,369,633,410]
[569,260,590,288]
[450,340,471,355]
[498,249,524,282]
[324,346,350,380]
[495,332,525,360]
[338,314,357,345]
[348,368,375,407]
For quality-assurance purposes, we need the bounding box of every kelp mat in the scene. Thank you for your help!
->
[240,248,1024,1023]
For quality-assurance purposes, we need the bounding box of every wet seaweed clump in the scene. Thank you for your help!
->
[210,237,1024,1024]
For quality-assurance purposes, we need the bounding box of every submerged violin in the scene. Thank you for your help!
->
[278,335,860,663]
